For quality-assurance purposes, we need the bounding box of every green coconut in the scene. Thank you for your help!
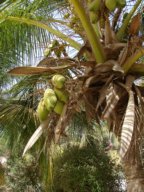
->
[44,48,51,57]
[44,88,57,111]
[88,0,101,12]
[105,0,117,12]
[44,88,56,98]
[23,153,35,165]
[52,74,66,89]
[54,101,64,115]
[116,0,126,8]
[54,88,69,104]
[37,99,49,121]
[44,95,57,111]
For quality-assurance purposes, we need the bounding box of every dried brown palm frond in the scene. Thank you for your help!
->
[119,90,135,158]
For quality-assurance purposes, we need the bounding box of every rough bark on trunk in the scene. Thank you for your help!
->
[124,161,144,192]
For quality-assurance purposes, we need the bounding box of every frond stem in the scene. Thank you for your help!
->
[130,63,144,75]
[69,0,105,63]
[5,16,81,50]
[116,0,142,41]
[123,48,144,73]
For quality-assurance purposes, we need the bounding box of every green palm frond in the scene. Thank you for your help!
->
[0,103,38,152]
[0,74,47,151]
[0,0,81,86]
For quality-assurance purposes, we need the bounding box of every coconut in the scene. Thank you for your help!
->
[23,153,35,165]
[54,88,69,103]
[44,96,57,110]
[44,88,56,98]
[37,99,49,121]
[88,0,101,12]
[44,88,57,111]
[105,0,117,12]
[54,101,64,115]
[52,74,66,89]
[90,11,100,24]
[44,48,51,57]
[116,0,126,8]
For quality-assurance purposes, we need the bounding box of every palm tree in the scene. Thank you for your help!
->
[1,0,144,191]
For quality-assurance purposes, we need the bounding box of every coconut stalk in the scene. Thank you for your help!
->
[123,48,144,73]
[68,0,105,63]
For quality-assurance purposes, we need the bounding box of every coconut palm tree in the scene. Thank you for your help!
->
[1,0,144,191]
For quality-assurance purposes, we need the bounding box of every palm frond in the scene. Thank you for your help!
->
[0,103,38,152]
[0,0,79,87]
[23,120,49,156]
[119,90,135,158]
[102,83,120,119]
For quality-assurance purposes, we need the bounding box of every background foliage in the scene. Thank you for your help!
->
[51,139,124,192]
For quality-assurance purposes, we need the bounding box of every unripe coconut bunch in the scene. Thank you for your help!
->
[88,0,126,24]
[88,0,101,23]
[88,0,101,12]
[44,40,59,57]
[37,74,69,121]
[52,74,69,114]
[88,0,126,13]
[105,0,126,12]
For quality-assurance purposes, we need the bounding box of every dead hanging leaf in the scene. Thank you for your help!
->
[109,43,126,50]
[105,18,112,45]
[96,86,109,111]
[23,120,49,156]
[129,13,141,37]
[102,84,120,119]
[8,66,56,75]
[104,43,126,60]
[8,65,74,75]
[104,17,117,45]
[37,57,54,66]
[135,86,144,115]
[84,93,97,122]
[84,75,97,88]
[111,60,124,73]
[37,57,76,67]
[118,44,129,66]
[119,91,135,158]
[96,75,114,111]
[94,60,115,74]
[79,61,96,67]
[112,65,124,73]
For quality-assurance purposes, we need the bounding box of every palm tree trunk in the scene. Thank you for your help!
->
[123,158,144,192]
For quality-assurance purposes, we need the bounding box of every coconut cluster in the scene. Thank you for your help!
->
[89,0,126,23]
[89,0,126,11]
[105,0,126,11]
[37,74,69,122]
